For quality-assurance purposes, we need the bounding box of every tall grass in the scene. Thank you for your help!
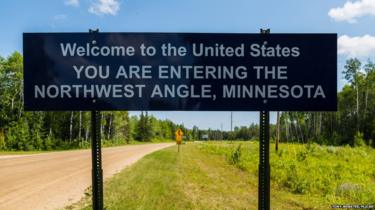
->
[198,141,375,205]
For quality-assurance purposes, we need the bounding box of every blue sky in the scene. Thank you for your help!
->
[1,0,375,130]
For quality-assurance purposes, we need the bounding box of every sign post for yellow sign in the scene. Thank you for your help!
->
[175,128,183,152]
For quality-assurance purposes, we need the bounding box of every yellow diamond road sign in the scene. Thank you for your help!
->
[175,129,183,144]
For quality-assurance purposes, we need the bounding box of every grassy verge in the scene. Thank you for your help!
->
[71,142,346,210]
[198,141,375,209]
[68,141,375,209]
[68,143,262,210]
[0,140,173,155]
[0,150,50,155]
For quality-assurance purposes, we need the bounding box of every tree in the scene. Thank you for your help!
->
[113,111,131,144]
[135,112,152,141]
[343,58,362,132]
[363,61,375,113]
[192,126,199,140]
[144,112,154,141]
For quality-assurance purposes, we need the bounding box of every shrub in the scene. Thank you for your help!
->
[0,129,6,150]
[228,144,242,166]
[296,150,308,161]
[44,134,54,150]
[354,132,366,147]
[198,141,375,204]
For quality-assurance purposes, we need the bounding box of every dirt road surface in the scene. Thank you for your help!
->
[0,143,173,210]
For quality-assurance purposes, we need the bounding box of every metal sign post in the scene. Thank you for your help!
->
[89,29,104,210]
[259,111,270,210]
[91,110,103,210]
[259,28,270,210]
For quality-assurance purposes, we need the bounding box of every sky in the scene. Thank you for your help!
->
[1,0,375,130]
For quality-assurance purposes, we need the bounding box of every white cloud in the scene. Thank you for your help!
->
[328,0,375,23]
[89,0,120,16]
[65,0,79,7]
[338,35,375,57]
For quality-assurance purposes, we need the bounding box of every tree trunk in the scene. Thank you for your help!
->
[356,85,359,132]
[319,113,322,136]
[276,111,280,151]
[11,97,14,111]
[18,82,24,119]
[100,113,104,138]
[285,113,289,142]
[85,126,89,142]
[107,113,113,140]
[69,111,74,143]
[365,88,368,115]
[78,111,82,143]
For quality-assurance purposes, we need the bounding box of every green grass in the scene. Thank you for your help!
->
[68,141,375,210]
[101,139,173,148]
[69,143,262,210]
[0,140,173,155]
[199,141,375,209]
[0,150,49,155]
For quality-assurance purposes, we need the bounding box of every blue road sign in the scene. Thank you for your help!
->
[23,32,337,111]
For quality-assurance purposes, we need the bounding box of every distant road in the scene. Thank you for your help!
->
[0,143,173,210]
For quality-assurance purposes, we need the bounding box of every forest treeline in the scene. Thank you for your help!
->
[211,58,375,148]
[0,52,374,150]
[0,52,193,150]
[278,58,375,148]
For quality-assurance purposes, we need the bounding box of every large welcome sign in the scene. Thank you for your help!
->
[23,33,337,111]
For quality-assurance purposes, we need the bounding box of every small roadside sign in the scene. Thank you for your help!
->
[175,129,183,145]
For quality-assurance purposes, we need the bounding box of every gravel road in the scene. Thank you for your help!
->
[0,143,173,210]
